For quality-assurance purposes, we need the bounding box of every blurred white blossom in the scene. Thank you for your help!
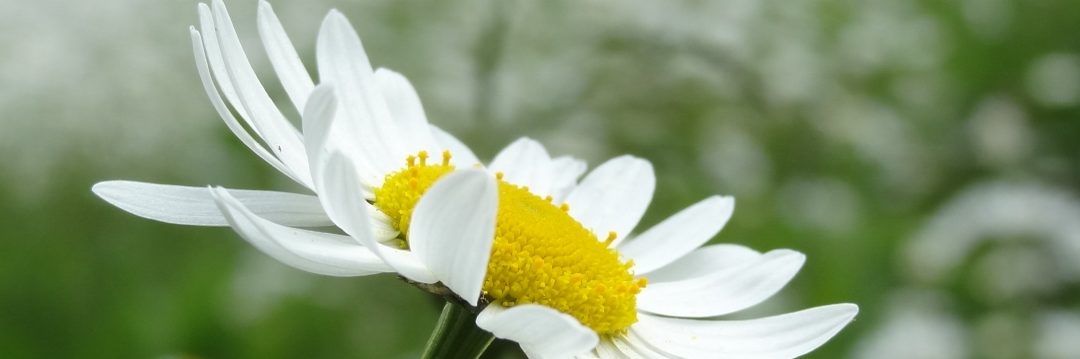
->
[851,290,970,359]
[1025,53,1080,108]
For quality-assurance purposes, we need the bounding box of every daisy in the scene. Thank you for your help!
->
[93,1,858,358]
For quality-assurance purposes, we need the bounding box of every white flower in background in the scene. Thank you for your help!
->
[93,1,857,357]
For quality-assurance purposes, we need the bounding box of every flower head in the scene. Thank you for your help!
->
[93,1,857,357]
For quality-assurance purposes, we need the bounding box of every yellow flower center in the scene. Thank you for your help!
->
[374,151,646,335]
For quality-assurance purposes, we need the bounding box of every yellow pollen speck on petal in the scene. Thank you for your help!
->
[373,152,645,335]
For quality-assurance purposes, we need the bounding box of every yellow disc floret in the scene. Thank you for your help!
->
[374,151,646,336]
[374,151,455,241]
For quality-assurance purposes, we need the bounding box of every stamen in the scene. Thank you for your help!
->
[604,231,618,246]
[418,151,429,165]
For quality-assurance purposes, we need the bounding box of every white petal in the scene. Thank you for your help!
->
[489,138,553,196]
[93,180,331,227]
[476,304,599,359]
[316,10,403,178]
[301,84,382,196]
[644,244,761,283]
[409,169,497,305]
[573,347,603,359]
[611,334,668,359]
[547,156,587,204]
[190,27,303,185]
[301,84,337,183]
[430,125,480,167]
[591,341,625,359]
[209,0,311,185]
[565,155,655,241]
[209,187,393,276]
[316,152,437,283]
[257,0,314,112]
[365,206,401,242]
[634,304,859,358]
[374,67,437,153]
[637,249,805,318]
[619,196,735,274]
[196,3,250,128]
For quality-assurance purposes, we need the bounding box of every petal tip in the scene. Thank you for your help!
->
[839,303,860,317]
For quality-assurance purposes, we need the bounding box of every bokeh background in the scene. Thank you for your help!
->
[3,0,1080,357]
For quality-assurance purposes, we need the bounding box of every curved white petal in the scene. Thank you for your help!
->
[374,67,437,153]
[643,244,761,283]
[316,10,403,180]
[302,85,382,197]
[477,304,599,359]
[409,169,497,305]
[93,180,331,227]
[489,138,553,196]
[196,3,250,128]
[190,27,301,185]
[430,125,480,167]
[317,152,437,284]
[620,196,735,274]
[547,156,587,204]
[637,249,805,318]
[257,0,314,112]
[565,155,655,241]
[209,187,392,276]
[301,84,337,185]
[209,0,310,184]
[634,304,859,358]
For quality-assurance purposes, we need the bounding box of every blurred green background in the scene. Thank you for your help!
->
[3,0,1080,357]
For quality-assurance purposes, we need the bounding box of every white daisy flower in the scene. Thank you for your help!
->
[93,1,858,358]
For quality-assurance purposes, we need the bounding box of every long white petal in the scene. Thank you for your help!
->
[633,304,859,358]
[619,196,735,274]
[565,155,655,241]
[196,3,250,129]
[430,125,480,167]
[374,67,437,153]
[315,152,437,283]
[190,27,301,184]
[302,85,381,197]
[210,0,310,183]
[489,138,553,196]
[209,187,392,276]
[409,169,497,305]
[93,180,331,227]
[547,156,587,204]
[643,244,761,283]
[477,304,599,359]
[257,0,314,112]
[316,10,403,179]
[301,84,337,185]
[637,249,804,318]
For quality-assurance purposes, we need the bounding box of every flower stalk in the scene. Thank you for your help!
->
[421,301,494,359]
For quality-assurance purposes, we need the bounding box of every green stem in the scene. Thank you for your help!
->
[421,302,494,359]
